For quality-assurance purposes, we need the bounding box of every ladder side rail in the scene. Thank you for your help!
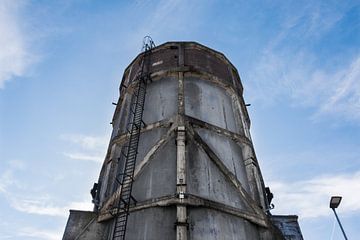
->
[111,41,154,240]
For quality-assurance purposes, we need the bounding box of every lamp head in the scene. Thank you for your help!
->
[330,196,342,209]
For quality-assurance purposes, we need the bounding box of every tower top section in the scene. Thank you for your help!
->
[124,42,242,89]
[120,41,249,126]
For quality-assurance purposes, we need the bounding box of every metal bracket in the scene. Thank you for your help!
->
[130,195,137,205]
[174,221,189,229]
[177,191,187,199]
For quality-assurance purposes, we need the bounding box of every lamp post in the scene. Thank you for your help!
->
[329,196,348,240]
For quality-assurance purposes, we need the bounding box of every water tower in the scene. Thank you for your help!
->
[63,39,303,240]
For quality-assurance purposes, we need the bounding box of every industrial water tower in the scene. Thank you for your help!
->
[63,39,303,240]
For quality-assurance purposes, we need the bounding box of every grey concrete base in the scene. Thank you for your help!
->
[62,210,108,240]
[126,207,176,240]
[271,215,303,240]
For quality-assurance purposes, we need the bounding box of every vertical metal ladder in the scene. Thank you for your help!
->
[112,37,155,240]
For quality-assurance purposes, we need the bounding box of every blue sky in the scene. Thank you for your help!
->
[0,0,359,239]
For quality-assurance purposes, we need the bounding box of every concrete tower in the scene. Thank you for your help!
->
[63,41,303,240]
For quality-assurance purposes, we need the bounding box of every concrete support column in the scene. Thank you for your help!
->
[176,126,187,240]
[178,43,185,120]
[176,43,187,240]
[176,205,187,239]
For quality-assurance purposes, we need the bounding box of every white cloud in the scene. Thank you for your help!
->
[10,196,93,217]
[0,159,93,223]
[124,0,206,51]
[0,0,35,88]
[0,160,25,193]
[0,170,15,193]
[11,198,67,217]
[60,134,108,163]
[269,171,360,218]
[247,51,360,122]
[316,57,360,120]
[0,160,93,221]
[60,134,108,150]
[63,152,104,163]
[245,3,360,123]
[265,2,344,51]
[8,159,26,170]
[18,227,63,240]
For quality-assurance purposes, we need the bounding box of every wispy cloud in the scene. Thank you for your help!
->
[247,50,360,122]
[0,160,25,193]
[9,195,93,217]
[63,152,104,163]
[245,3,360,123]
[270,171,360,218]
[124,0,206,50]
[60,134,108,149]
[0,170,15,193]
[0,0,36,88]
[316,57,360,121]
[0,159,92,218]
[11,198,67,217]
[18,227,63,240]
[60,134,108,163]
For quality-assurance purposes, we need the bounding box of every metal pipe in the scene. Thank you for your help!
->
[332,208,348,240]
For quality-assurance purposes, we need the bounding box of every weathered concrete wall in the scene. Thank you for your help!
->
[195,128,250,192]
[131,137,177,202]
[126,207,176,240]
[142,77,178,124]
[186,137,248,210]
[64,41,302,239]
[62,210,108,240]
[188,208,260,240]
[271,215,304,240]
[185,77,240,133]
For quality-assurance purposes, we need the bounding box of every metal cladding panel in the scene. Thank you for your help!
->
[184,77,240,133]
[114,92,132,136]
[98,151,121,207]
[98,161,112,205]
[125,207,176,240]
[149,47,179,72]
[135,127,168,168]
[115,76,177,137]
[142,77,178,124]
[131,137,177,202]
[195,128,250,193]
[188,208,260,240]
[184,48,233,84]
[128,57,142,84]
[128,47,178,84]
[101,128,170,206]
[186,138,247,209]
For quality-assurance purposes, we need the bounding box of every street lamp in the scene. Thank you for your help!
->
[329,196,348,240]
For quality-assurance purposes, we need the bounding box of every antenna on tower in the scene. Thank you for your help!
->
[142,36,155,52]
